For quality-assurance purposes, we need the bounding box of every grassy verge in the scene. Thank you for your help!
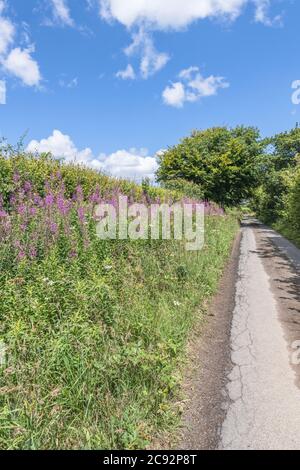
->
[0,213,238,450]
[273,222,300,248]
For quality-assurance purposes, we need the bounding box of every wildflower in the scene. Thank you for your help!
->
[17,204,26,216]
[45,193,55,207]
[74,185,84,202]
[77,207,85,224]
[173,301,181,307]
[23,181,32,193]
[49,222,58,235]
[104,265,113,271]
[34,195,43,207]
[29,247,37,259]
[42,278,54,286]
[0,210,7,218]
[29,207,37,217]
[57,196,69,216]
[17,251,26,261]
[13,172,20,183]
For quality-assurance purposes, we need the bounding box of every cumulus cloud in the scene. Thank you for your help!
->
[163,66,229,108]
[0,2,15,55]
[2,46,41,87]
[26,130,158,180]
[50,0,74,27]
[0,79,6,104]
[116,64,136,80]
[162,82,185,108]
[99,148,158,179]
[100,0,277,31]
[0,2,42,87]
[124,29,169,79]
[26,130,93,163]
[100,1,278,80]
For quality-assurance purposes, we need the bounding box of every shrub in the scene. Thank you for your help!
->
[0,147,181,209]
[162,178,204,201]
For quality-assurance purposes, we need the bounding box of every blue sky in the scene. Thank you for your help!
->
[0,0,300,180]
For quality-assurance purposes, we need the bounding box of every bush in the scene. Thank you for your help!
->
[162,178,204,201]
[0,147,181,209]
[274,167,300,246]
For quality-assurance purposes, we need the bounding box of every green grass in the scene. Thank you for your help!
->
[0,215,238,450]
[273,222,300,248]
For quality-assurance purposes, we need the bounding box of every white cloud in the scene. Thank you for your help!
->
[26,130,158,180]
[188,72,229,97]
[162,82,185,108]
[0,2,42,88]
[2,46,41,86]
[101,1,278,80]
[124,29,169,79]
[254,0,281,26]
[0,2,15,55]
[0,79,6,104]
[163,66,229,108]
[99,148,158,179]
[59,76,78,88]
[26,130,93,163]
[50,0,74,27]
[116,64,136,80]
[100,0,279,31]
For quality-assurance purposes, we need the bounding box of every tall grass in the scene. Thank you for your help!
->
[0,159,238,449]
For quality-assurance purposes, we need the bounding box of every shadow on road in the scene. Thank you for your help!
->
[250,222,300,387]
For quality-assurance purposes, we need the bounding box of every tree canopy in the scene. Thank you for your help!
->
[157,126,265,207]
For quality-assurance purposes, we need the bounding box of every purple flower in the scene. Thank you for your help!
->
[57,195,71,216]
[17,250,26,261]
[13,172,20,183]
[29,207,37,217]
[77,207,85,224]
[34,195,43,207]
[45,193,55,207]
[49,222,58,235]
[74,185,84,202]
[24,181,32,193]
[69,249,77,258]
[17,204,26,216]
[29,247,37,259]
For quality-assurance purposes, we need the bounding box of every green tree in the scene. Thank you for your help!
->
[270,126,300,170]
[251,126,300,224]
[157,126,264,207]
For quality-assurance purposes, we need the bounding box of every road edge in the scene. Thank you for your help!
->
[178,228,242,450]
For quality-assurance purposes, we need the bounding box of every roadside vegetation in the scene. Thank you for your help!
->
[0,146,238,449]
[2,122,298,449]
[250,127,300,246]
[158,125,300,246]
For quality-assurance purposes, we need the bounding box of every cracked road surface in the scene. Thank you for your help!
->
[219,219,300,450]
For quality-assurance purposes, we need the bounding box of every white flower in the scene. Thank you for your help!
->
[104,265,113,271]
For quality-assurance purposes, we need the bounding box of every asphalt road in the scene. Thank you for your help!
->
[219,219,300,450]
